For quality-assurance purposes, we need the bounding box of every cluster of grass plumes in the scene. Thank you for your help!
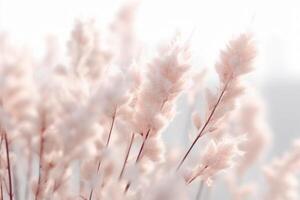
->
[0,2,299,200]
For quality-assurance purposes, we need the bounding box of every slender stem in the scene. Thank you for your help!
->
[195,181,204,200]
[124,97,168,193]
[188,176,197,184]
[0,180,3,200]
[0,135,3,151]
[95,109,117,174]
[25,141,33,200]
[119,133,135,180]
[80,195,88,200]
[99,112,116,173]
[88,190,93,200]
[96,160,102,174]
[106,110,117,147]
[176,79,231,170]
[106,111,116,147]
[4,133,13,200]
[123,130,151,193]
[0,132,3,200]
[89,110,117,200]
[187,166,208,185]
[35,128,45,200]
[135,129,151,163]
[124,182,130,193]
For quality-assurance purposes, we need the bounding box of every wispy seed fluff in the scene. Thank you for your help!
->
[177,34,256,170]
[264,139,300,200]
[1,4,298,200]
[206,34,256,138]
[134,38,191,135]
[185,137,244,186]
[133,36,191,162]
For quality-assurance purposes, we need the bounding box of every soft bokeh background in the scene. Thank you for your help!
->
[1,0,299,198]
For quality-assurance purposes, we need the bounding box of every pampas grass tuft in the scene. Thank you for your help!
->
[0,2,298,200]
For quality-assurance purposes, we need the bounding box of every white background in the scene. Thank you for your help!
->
[1,0,300,198]
[1,0,300,81]
[1,0,300,157]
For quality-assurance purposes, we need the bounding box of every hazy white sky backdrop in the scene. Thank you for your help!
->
[1,0,300,84]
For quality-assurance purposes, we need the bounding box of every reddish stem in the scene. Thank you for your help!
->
[4,133,13,200]
[95,109,117,173]
[89,110,117,200]
[124,99,168,192]
[0,180,3,200]
[88,189,93,200]
[119,133,135,180]
[176,79,231,170]
[124,182,130,193]
[135,129,151,163]
[106,109,117,147]
[35,128,46,200]
[123,130,151,193]
[187,166,208,185]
